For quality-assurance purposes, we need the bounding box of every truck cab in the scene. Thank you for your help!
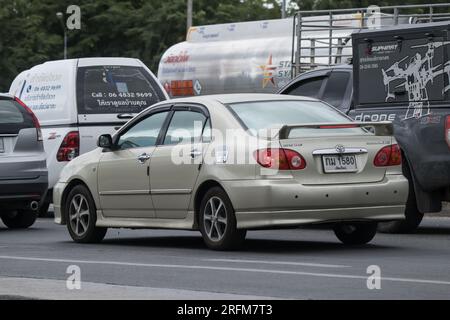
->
[279,21,450,233]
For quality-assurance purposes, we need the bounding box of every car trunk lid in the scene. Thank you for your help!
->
[276,122,394,185]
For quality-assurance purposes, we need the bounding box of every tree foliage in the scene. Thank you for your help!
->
[0,0,449,91]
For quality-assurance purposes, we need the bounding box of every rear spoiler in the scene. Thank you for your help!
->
[277,121,394,139]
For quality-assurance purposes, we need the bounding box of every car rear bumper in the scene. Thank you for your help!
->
[222,174,408,229]
[53,182,65,224]
[0,174,48,211]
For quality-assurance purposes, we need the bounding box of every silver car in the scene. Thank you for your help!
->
[54,94,408,250]
[0,94,48,229]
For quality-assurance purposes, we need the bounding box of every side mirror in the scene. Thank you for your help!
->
[97,134,113,149]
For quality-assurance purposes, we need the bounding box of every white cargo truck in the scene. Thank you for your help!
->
[9,58,168,214]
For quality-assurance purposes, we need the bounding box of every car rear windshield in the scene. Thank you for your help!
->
[0,98,33,134]
[76,65,166,115]
[228,100,363,137]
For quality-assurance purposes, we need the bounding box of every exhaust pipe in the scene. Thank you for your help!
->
[30,201,39,211]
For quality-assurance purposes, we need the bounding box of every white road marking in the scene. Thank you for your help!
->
[204,258,350,268]
[1,255,450,286]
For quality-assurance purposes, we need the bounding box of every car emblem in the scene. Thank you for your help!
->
[335,144,346,154]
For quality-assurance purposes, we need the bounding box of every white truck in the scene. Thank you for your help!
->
[9,57,168,214]
[158,4,448,97]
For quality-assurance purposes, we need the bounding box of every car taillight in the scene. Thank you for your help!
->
[14,97,42,141]
[373,144,402,167]
[254,148,306,170]
[57,131,80,162]
[446,115,450,149]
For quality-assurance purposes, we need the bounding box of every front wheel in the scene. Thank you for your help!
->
[333,222,378,245]
[65,185,107,243]
[1,210,37,229]
[199,187,246,250]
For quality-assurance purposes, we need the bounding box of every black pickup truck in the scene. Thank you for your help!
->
[279,21,450,233]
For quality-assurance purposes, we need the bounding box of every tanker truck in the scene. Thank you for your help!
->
[157,5,423,98]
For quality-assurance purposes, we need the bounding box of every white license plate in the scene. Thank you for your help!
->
[0,138,4,153]
[322,154,357,173]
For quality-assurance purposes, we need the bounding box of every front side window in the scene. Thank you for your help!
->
[286,77,325,98]
[118,111,169,149]
[163,111,207,145]
[77,65,166,115]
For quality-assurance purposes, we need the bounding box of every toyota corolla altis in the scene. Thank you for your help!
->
[53,94,408,250]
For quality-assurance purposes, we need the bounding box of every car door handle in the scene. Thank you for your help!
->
[190,149,202,158]
[137,153,151,164]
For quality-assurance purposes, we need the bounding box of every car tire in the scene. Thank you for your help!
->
[1,210,37,229]
[65,184,107,243]
[38,201,50,218]
[199,186,246,250]
[333,222,378,245]
[378,174,423,234]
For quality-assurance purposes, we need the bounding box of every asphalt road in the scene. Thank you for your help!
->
[0,216,450,299]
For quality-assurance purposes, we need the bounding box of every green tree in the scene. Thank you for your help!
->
[0,0,282,91]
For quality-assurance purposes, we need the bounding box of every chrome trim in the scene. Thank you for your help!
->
[99,190,150,196]
[312,148,368,155]
[150,189,192,195]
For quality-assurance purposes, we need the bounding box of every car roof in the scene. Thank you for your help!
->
[164,93,320,105]
[0,93,14,99]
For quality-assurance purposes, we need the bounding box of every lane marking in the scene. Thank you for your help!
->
[204,258,350,268]
[1,255,450,286]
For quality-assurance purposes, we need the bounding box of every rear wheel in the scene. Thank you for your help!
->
[333,222,378,245]
[199,187,246,250]
[38,201,50,217]
[1,210,37,229]
[65,185,107,243]
[378,169,423,234]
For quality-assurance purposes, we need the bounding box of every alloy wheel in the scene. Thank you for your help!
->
[203,196,228,242]
[69,194,90,236]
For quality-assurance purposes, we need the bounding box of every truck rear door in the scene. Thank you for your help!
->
[76,64,168,153]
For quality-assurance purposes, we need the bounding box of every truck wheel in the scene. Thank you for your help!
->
[65,185,107,243]
[199,187,246,250]
[333,222,377,245]
[378,190,423,234]
[1,210,38,229]
[38,202,50,217]
[378,169,423,234]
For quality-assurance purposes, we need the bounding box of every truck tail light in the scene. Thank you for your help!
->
[14,97,42,141]
[57,131,80,162]
[254,148,306,170]
[374,144,402,167]
[446,115,450,149]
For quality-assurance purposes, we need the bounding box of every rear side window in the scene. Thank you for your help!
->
[285,77,325,98]
[321,72,350,108]
[163,111,207,145]
[0,99,33,134]
[76,66,166,115]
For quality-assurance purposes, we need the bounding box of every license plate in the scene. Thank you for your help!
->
[322,154,357,173]
[0,138,4,153]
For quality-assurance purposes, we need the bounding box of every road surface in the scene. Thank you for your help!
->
[0,217,449,299]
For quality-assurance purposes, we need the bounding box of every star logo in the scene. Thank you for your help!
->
[259,54,277,88]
